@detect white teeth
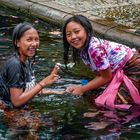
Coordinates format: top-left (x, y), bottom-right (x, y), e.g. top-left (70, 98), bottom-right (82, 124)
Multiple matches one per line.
top-left (28, 48), bottom-right (35, 51)
top-left (72, 40), bottom-right (79, 45)
top-left (29, 49), bottom-right (35, 51)
top-left (72, 39), bottom-right (79, 43)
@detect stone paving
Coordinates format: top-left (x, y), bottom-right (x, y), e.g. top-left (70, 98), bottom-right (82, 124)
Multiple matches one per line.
top-left (30, 0), bottom-right (140, 29)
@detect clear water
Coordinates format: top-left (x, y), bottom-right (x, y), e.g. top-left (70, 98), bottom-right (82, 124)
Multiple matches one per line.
top-left (1, 4), bottom-right (140, 140)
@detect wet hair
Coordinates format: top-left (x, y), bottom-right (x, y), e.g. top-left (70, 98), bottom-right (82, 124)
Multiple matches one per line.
top-left (12, 22), bottom-right (37, 53)
top-left (12, 22), bottom-right (38, 64)
top-left (62, 15), bottom-right (94, 66)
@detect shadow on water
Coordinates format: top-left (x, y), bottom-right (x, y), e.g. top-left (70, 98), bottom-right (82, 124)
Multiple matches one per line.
top-left (0, 4), bottom-right (140, 140)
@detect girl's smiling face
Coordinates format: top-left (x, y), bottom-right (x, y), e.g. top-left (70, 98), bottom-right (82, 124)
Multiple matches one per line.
top-left (66, 21), bottom-right (87, 49)
top-left (17, 28), bottom-right (39, 62)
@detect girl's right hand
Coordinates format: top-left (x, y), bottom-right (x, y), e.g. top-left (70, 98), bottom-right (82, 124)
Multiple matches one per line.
top-left (66, 85), bottom-right (84, 96)
top-left (66, 86), bottom-right (75, 93)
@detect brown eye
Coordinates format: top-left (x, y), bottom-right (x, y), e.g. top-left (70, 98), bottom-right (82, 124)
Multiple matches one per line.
top-left (75, 29), bottom-right (80, 34)
top-left (66, 33), bottom-right (71, 38)
top-left (35, 37), bottom-right (39, 42)
top-left (27, 38), bottom-right (32, 42)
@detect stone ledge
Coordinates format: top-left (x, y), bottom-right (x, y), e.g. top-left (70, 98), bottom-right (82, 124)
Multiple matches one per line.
top-left (0, 0), bottom-right (140, 48)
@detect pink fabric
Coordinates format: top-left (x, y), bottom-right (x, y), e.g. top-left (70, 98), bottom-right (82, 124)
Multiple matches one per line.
top-left (95, 49), bottom-right (140, 110)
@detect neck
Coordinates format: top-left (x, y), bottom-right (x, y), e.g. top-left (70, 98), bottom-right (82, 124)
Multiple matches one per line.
top-left (18, 54), bottom-right (28, 63)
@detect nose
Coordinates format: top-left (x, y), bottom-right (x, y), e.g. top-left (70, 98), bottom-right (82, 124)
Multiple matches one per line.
top-left (71, 32), bottom-right (76, 39)
top-left (32, 40), bottom-right (39, 47)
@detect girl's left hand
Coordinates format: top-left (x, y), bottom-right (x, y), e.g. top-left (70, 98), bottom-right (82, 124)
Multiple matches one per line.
top-left (51, 65), bottom-right (60, 74)
top-left (66, 85), bottom-right (84, 96)
top-left (40, 73), bottom-right (60, 87)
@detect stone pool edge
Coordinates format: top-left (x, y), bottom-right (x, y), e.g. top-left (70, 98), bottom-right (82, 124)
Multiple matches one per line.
top-left (0, 0), bottom-right (140, 48)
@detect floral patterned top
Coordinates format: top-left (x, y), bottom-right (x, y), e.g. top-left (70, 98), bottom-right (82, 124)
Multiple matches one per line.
top-left (81, 37), bottom-right (135, 73)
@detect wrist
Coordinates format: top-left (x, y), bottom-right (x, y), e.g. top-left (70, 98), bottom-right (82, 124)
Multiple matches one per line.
top-left (81, 85), bottom-right (88, 93)
top-left (38, 82), bottom-right (45, 89)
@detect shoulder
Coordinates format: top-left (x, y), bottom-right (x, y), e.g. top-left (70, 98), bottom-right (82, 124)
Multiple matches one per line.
top-left (89, 37), bottom-right (102, 50)
top-left (7, 54), bottom-right (20, 64)
top-left (4, 54), bottom-right (21, 70)
top-left (89, 37), bottom-right (106, 55)
top-left (89, 37), bottom-right (101, 46)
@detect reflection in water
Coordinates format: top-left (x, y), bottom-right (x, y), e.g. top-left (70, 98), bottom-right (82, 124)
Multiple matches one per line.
top-left (0, 4), bottom-right (140, 140)
top-left (4, 109), bottom-right (41, 140)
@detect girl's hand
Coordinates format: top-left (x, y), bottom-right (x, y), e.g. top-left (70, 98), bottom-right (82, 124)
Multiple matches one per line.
top-left (40, 73), bottom-right (60, 87)
top-left (40, 89), bottom-right (65, 95)
top-left (66, 85), bottom-right (84, 96)
top-left (45, 73), bottom-right (60, 85)
top-left (51, 65), bottom-right (60, 74)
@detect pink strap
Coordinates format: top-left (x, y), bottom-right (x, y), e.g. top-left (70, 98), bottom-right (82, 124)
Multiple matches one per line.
top-left (95, 70), bottom-right (140, 110)
top-left (95, 49), bottom-right (140, 110)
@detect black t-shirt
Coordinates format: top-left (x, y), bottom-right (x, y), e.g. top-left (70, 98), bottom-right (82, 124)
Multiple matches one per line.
top-left (0, 53), bottom-right (36, 107)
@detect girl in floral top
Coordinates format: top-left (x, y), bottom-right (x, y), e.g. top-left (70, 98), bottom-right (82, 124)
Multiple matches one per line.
top-left (62, 15), bottom-right (140, 110)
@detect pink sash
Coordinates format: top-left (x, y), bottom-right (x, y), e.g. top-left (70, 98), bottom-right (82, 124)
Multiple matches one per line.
top-left (95, 49), bottom-right (140, 110)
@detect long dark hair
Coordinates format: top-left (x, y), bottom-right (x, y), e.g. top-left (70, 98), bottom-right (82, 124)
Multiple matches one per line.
top-left (62, 15), bottom-right (94, 66)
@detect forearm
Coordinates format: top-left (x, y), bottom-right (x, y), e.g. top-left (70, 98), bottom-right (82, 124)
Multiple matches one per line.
top-left (81, 76), bottom-right (111, 93)
top-left (11, 83), bottom-right (43, 107)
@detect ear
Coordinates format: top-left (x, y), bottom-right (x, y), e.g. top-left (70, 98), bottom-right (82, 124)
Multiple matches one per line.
top-left (16, 40), bottom-right (20, 48)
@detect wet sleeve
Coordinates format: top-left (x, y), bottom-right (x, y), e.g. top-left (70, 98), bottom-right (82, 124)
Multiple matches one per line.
top-left (4, 60), bottom-right (25, 89)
